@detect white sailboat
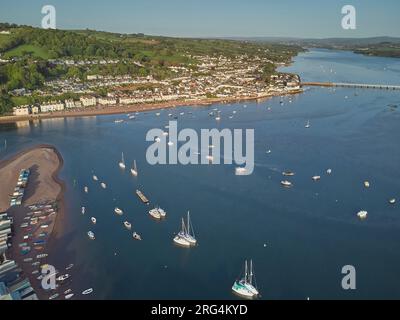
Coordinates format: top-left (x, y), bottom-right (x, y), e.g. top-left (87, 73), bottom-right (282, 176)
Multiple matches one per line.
top-left (173, 211), bottom-right (196, 247)
top-left (130, 160), bottom-right (138, 176)
top-left (305, 120), bottom-right (311, 128)
top-left (232, 260), bottom-right (259, 299)
top-left (119, 152), bottom-right (126, 169)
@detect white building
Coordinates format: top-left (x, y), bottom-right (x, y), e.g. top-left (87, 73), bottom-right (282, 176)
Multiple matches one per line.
top-left (98, 97), bottom-right (117, 106)
top-left (13, 106), bottom-right (30, 116)
top-left (40, 102), bottom-right (65, 113)
top-left (65, 99), bottom-right (75, 108)
top-left (80, 96), bottom-right (97, 107)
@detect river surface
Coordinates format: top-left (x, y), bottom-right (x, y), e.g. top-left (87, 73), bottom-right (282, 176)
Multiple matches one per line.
top-left (1, 48), bottom-right (400, 299)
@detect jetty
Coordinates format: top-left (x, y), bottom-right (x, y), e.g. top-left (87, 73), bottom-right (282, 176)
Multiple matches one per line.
top-left (301, 82), bottom-right (400, 91)
top-left (136, 190), bottom-right (149, 204)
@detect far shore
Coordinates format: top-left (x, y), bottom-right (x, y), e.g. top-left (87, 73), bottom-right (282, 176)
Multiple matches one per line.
top-left (0, 90), bottom-right (303, 124)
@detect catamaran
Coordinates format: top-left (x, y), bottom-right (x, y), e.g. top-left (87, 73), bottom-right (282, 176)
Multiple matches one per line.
top-left (119, 152), bottom-right (126, 169)
top-left (149, 207), bottom-right (167, 220)
top-left (173, 211), bottom-right (196, 247)
top-left (130, 160), bottom-right (138, 176)
top-left (232, 260), bottom-right (259, 299)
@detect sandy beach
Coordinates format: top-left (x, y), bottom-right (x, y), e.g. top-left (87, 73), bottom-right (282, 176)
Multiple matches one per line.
top-left (0, 90), bottom-right (303, 124)
top-left (0, 145), bottom-right (65, 299)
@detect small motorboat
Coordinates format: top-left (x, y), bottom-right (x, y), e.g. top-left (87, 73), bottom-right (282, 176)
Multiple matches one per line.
top-left (93, 175), bottom-right (98, 181)
top-left (389, 198), bottom-right (396, 205)
top-left (312, 176), bottom-right (321, 181)
top-left (87, 231), bottom-right (95, 240)
top-left (282, 171), bottom-right (295, 177)
top-left (114, 207), bottom-right (123, 215)
top-left (124, 221), bottom-right (132, 230)
top-left (84, 186), bottom-right (89, 193)
top-left (281, 180), bottom-right (293, 188)
top-left (65, 264), bottom-right (74, 270)
top-left (57, 274), bottom-right (70, 282)
top-left (81, 207), bottom-right (85, 215)
top-left (91, 217), bottom-right (97, 224)
top-left (65, 294), bottom-right (74, 300)
top-left (101, 182), bottom-right (107, 189)
top-left (364, 181), bottom-right (370, 188)
top-left (305, 120), bottom-right (311, 128)
top-left (326, 169), bottom-right (332, 174)
top-left (357, 211), bottom-right (368, 220)
top-left (133, 232), bottom-right (142, 241)
top-left (82, 288), bottom-right (93, 295)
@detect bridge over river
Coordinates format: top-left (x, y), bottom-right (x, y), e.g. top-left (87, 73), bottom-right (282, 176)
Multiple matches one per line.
top-left (301, 82), bottom-right (400, 90)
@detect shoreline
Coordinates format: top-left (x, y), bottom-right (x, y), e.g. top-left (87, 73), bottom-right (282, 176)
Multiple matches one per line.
top-left (0, 144), bottom-right (65, 300)
top-left (0, 90), bottom-right (303, 124)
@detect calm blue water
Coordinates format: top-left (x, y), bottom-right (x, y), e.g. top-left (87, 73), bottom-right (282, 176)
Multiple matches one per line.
top-left (1, 49), bottom-right (400, 300)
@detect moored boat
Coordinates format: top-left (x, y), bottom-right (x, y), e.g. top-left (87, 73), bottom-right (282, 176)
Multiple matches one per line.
top-left (281, 180), bottom-right (293, 188)
top-left (232, 260), bottom-right (259, 299)
top-left (82, 288), bottom-right (93, 295)
top-left (87, 231), bottom-right (95, 240)
top-left (133, 232), bottom-right (142, 241)
top-left (357, 210), bottom-right (368, 220)
top-left (91, 217), bottom-right (96, 224)
top-left (114, 207), bottom-right (123, 215)
top-left (124, 221), bottom-right (132, 230)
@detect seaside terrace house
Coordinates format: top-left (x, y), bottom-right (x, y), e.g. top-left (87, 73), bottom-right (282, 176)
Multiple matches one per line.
top-left (98, 97), bottom-right (117, 106)
top-left (80, 96), bottom-right (97, 107)
top-left (12, 105), bottom-right (30, 116)
top-left (40, 101), bottom-right (65, 113)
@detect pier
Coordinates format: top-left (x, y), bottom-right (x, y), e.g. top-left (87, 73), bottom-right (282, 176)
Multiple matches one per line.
top-left (301, 82), bottom-right (400, 90)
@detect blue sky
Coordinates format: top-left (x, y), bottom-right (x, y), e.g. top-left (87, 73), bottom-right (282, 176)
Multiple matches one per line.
top-left (1, 0), bottom-right (399, 38)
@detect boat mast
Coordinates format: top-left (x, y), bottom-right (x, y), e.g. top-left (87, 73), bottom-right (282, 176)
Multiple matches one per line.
top-left (122, 152), bottom-right (125, 164)
top-left (249, 260), bottom-right (253, 285)
top-left (181, 218), bottom-right (186, 234)
top-left (244, 260), bottom-right (248, 283)
top-left (134, 160), bottom-right (137, 171)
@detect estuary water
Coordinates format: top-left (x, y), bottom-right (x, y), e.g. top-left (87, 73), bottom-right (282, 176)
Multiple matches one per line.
top-left (1, 48), bottom-right (400, 299)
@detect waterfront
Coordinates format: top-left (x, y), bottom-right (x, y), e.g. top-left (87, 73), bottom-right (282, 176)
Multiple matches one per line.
top-left (1, 48), bottom-right (400, 299)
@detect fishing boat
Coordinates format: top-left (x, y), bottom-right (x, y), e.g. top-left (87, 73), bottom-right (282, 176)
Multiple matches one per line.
top-left (312, 176), bottom-right (321, 181)
top-left (357, 211), bottom-right (368, 220)
top-left (81, 207), bottom-right (85, 215)
top-left (282, 171), bottom-right (295, 177)
top-left (133, 232), bottom-right (142, 241)
top-left (82, 288), bottom-right (93, 295)
top-left (65, 294), bottom-right (74, 300)
top-left (119, 152), bottom-right (126, 169)
top-left (84, 186), bottom-right (89, 193)
top-left (93, 175), bottom-right (98, 181)
top-left (124, 221), bottom-right (132, 230)
top-left (136, 190), bottom-right (149, 204)
top-left (101, 182), bottom-right (107, 189)
top-left (114, 207), bottom-right (123, 215)
top-left (130, 160), bottom-right (138, 176)
top-left (281, 180), bottom-right (293, 188)
top-left (305, 120), bottom-right (311, 128)
top-left (87, 231), bottom-right (95, 240)
top-left (232, 260), bottom-right (259, 299)
top-left (91, 217), bottom-right (97, 224)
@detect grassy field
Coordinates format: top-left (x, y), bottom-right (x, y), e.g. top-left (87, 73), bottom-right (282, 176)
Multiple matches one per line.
top-left (3, 44), bottom-right (50, 59)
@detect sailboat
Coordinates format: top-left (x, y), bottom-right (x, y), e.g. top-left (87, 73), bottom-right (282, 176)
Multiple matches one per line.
top-left (232, 260), bottom-right (259, 299)
top-left (130, 160), bottom-right (138, 176)
top-left (173, 211), bottom-right (196, 247)
top-left (119, 152), bottom-right (126, 169)
top-left (305, 120), bottom-right (311, 128)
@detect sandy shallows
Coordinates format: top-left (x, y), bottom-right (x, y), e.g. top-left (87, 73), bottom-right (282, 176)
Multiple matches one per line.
top-left (0, 147), bottom-right (63, 213)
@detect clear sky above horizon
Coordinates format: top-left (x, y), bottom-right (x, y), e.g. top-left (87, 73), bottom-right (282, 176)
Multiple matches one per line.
top-left (1, 0), bottom-right (399, 38)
